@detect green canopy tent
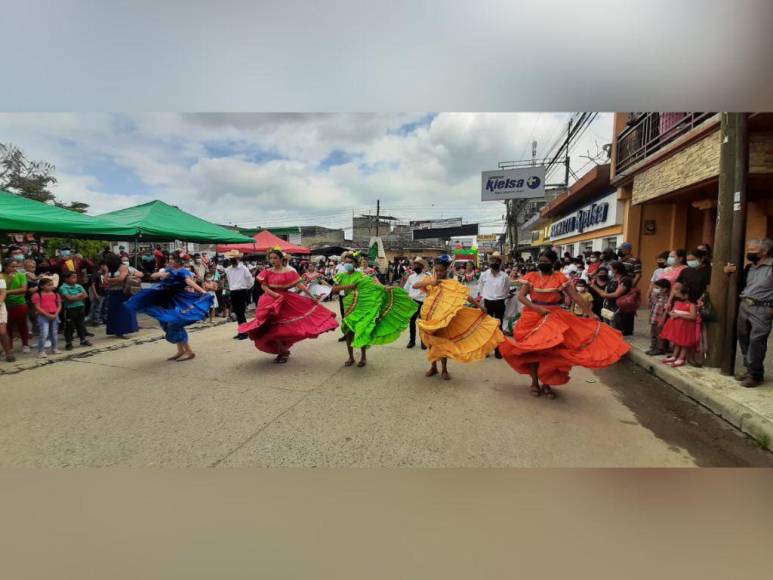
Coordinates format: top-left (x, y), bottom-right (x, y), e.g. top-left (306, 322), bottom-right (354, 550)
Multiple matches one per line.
top-left (96, 200), bottom-right (253, 243)
top-left (0, 189), bottom-right (137, 240)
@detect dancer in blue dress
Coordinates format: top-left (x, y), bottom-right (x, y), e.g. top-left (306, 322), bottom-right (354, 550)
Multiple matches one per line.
top-left (125, 251), bottom-right (212, 362)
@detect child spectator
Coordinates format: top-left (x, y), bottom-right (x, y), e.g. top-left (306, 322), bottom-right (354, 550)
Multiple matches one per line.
top-left (31, 277), bottom-right (62, 357)
top-left (572, 279), bottom-right (594, 317)
top-left (88, 262), bottom-right (108, 326)
top-left (645, 278), bottom-right (671, 356)
top-left (658, 284), bottom-right (699, 368)
top-left (203, 272), bottom-right (219, 323)
top-left (59, 271), bottom-right (92, 350)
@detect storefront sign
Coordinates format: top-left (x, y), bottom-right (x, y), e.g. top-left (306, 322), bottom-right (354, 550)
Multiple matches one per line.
top-left (549, 192), bottom-right (619, 241)
top-left (481, 166), bottom-right (546, 201)
top-left (410, 218), bottom-right (463, 230)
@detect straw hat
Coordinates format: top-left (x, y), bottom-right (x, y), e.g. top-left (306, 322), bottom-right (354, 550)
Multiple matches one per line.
top-left (224, 250), bottom-right (242, 259)
top-left (413, 256), bottom-right (428, 269)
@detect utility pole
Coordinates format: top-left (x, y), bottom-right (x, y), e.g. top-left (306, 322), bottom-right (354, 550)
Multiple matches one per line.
top-left (721, 113), bottom-right (749, 375)
top-left (375, 200), bottom-right (380, 237)
top-left (707, 113), bottom-right (743, 367)
top-left (564, 120), bottom-right (572, 186)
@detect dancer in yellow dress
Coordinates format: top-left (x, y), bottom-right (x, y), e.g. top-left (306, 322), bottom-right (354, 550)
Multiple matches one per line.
top-left (414, 255), bottom-right (505, 380)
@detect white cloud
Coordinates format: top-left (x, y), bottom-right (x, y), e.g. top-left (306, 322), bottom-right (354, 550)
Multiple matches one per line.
top-left (0, 112), bottom-right (613, 233)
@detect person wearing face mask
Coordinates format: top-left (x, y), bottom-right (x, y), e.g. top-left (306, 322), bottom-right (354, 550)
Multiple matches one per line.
top-left (331, 251), bottom-right (417, 368)
top-left (648, 251), bottom-right (670, 294)
top-left (51, 246), bottom-right (94, 287)
top-left (477, 253), bottom-right (510, 358)
top-left (411, 255), bottom-right (504, 381)
top-left (190, 253), bottom-right (207, 282)
top-left (585, 251), bottom-right (603, 280)
top-left (675, 250), bottom-right (711, 304)
top-left (1, 257), bottom-right (31, 353)
top-left (645, 278), bottom-right (672, 356)
top-left (589, 266), bottom-right (610, 317)
top-left (499, 250), bottom-right (629, 399)
top-left (404, 257), bottom-right (430, 349)
top-left (724, 238), bottom-right (773, 388)
top-left (103, 252), bottom-right (140, 339)
top-left (234, 248), bottom-right (338, 364)
top-left (224, 250), bottom-right (254, 339)
top-left (658, 249), bottom-right (688, 285)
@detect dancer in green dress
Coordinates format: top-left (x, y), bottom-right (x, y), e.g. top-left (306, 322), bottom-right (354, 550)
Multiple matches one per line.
top-left (331, 251), bottom-right (417, 367)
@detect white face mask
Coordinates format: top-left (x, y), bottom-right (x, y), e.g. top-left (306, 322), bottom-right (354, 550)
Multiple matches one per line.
top-left (653, 288), bottom-right (661, 295)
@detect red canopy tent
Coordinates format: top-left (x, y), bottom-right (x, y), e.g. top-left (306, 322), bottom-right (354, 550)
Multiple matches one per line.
top-left (216, 229), bottom-right (311, 255)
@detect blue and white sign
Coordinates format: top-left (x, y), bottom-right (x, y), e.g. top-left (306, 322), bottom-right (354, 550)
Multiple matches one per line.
top-left (481, 166), bottom-right (546, 201)
top-left (549, 191), bottom-right (619, 241)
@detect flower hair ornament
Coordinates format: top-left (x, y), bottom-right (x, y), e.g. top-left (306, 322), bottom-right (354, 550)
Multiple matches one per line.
top-left (351, 250), bottom-right (361, 259)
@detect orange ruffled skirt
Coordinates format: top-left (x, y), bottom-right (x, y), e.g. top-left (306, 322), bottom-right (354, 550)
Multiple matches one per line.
top-left (418, 280), bottom-right (504, 363)
top-left (500, 306), bottom-right (630, 386)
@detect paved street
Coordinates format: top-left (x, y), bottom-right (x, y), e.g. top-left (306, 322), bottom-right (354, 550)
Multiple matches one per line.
top-left (1, 305), bottom-right (772, 468)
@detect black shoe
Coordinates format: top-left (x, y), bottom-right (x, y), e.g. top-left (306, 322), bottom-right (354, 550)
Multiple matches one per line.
top-left (233, 334), bottom-right (242, 340)
top-left (80, 340), bottom-right (93, 347)
top-left (645, 348), bottom-right (664, 356)
top-left (406, 341), bottom-right (416, 349)
top-left (495, 349), bottom-right (503, 359)
top-left (421, 344), bottom-right (427, 350)
top-left (338, 336), bottom-right (347, 342)
top-left (237, 333), bottom-right (248, 340)
top-left (65, 343), bottom-right (73, 351)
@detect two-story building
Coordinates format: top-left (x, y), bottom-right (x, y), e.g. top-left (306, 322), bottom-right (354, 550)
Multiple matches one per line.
top-left (610, 112), bottom-right (773, 285)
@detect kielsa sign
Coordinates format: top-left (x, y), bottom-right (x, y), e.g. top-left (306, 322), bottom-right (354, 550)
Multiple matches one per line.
top-left (410, 218), bottom-right (463, 230)
top-left (549, 191), bottom-right (618, 241)
top-left (481, 166), bottom-right (546, 201)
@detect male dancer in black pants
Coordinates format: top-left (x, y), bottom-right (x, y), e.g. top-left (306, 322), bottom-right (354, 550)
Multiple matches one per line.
top-left (477, 253), bottom-right (510, 358)
top-left (224, 251), bottom-right (254, 339)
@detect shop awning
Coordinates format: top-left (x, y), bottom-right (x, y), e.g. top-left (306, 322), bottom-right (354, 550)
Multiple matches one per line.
top-left (217, 229), bottom-right (311, 255)
top-left (97, 200), bottom-right (254, 243)
top-left (0, 189), bottom-right (137, 239)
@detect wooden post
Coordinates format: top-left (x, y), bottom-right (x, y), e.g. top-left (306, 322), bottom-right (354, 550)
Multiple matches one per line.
top-left (706, 113), bottom-right (735, 368)
top-left (721, 113), bottom-right (749, 375)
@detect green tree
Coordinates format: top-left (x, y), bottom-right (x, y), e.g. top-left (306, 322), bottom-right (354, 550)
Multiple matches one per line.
top-left (0, 142), bottom-right (89, 212)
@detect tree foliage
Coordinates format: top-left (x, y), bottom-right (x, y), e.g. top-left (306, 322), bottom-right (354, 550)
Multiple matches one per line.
top-left (0, 142), bottom-right (89, 213)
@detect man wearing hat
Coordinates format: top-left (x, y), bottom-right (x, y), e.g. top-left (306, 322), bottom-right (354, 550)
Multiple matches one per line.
top-left (224, 250), bottom-right (254, 339)
top-left (50, 246), bottom-right (94, 286)
top-left (403, 257), bottom-right (431, 349)
top-left (618, 242), bottom-right (642, 288)
top-left (477, 252), bottom-right (510, 358)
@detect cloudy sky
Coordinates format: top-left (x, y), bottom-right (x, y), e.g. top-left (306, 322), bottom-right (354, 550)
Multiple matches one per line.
top-left (0, 113), bottom-right (612, 236)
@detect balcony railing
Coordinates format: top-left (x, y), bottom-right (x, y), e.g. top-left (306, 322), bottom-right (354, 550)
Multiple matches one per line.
top-left (615, 112), bottom-right (714, 173)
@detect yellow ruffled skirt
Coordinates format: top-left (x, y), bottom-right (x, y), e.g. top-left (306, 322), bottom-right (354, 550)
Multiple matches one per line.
top-left (418, 280), bottom-right (504, 363)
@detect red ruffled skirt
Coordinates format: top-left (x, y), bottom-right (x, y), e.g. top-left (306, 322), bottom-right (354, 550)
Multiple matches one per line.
top-left (500, 306), bottom-right (630, 386)
top-left (659, 316), bottom-right (701, 348)
top-left (239, 292), bottom-right (339, 354)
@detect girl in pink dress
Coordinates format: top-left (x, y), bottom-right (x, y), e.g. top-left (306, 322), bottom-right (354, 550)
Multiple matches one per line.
top-left (239, 249), bottom-right (339, 363)
top-left (658, 286), bottom-right (700, 368)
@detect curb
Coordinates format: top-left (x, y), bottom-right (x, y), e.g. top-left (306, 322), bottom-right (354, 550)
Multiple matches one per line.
top-left (0, 318), bottom-right (230, 376)
top-left (627, 346), bottom-right (773, 452)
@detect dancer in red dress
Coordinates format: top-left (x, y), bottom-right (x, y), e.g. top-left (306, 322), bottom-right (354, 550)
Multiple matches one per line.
top-left (500, 250), bottom-right (630, 399)
top-left (239, 248), bottom-right (339, 363)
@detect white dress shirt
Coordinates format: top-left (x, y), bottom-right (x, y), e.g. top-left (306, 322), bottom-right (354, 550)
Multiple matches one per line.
top-left (225, 263), bottom-right (254, 291)
top-left (478, 269), bottom-right (511, 301)
top-left (404, 272), bottom-right (429, 302)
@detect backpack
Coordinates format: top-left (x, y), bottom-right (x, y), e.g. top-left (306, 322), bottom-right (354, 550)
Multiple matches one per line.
top-left (616, 287), bottom-right (641, 313)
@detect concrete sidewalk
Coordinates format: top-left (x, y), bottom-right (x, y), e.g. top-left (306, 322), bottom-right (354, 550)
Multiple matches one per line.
top-left (626, 311), bottom-right (773, 452)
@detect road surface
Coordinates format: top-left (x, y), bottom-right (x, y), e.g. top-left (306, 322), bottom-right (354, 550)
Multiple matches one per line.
top-left (1, 309), bottom-right (771, 467)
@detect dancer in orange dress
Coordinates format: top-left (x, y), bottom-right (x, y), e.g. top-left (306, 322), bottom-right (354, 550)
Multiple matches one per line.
top-left (500, 250), bottom-right (630, 399)
top-left (239, 248), bottom-right (339, 363)
top-left (414, 255), bottom-right (504, 380)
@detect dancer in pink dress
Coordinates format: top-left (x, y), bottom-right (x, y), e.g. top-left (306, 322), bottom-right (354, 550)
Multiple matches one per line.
top-left (239, 248), bottom-right (339, 363)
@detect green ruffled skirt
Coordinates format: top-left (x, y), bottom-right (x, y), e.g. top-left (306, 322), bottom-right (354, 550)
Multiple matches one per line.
top-left (370, 286), bottom-right (418, 346)
top-left (341, 284), bottom-right (417, 348)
